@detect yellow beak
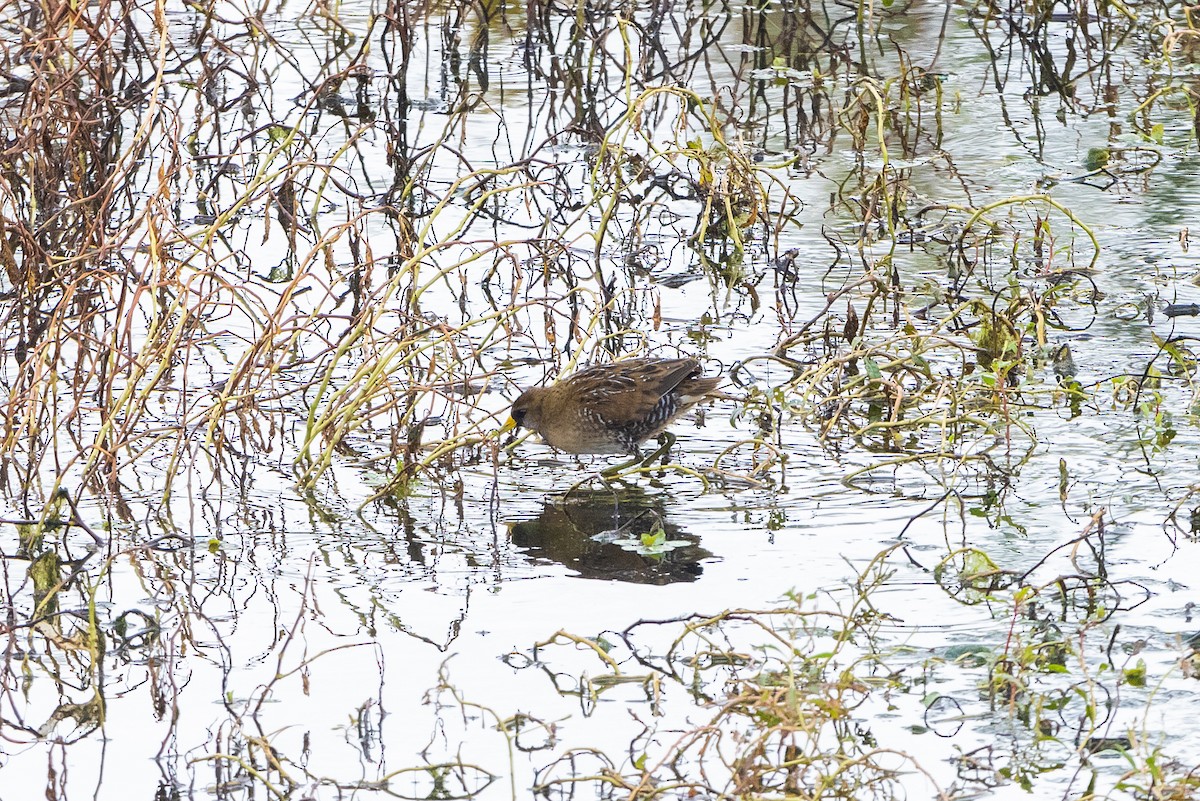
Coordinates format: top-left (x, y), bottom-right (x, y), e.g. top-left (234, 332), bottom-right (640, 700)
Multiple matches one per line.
top-left (500, 416), bottom-right (518, 434)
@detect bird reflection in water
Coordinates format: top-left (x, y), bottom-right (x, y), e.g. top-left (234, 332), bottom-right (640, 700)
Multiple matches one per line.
top-left (508, 491), bottom-right (713, 585)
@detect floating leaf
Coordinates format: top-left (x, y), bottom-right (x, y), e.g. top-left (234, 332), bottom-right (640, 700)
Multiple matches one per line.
top-left (1124, 659), bottom-right (1147, 687)
top-left (1084, 147), bottom-right (1109, 171)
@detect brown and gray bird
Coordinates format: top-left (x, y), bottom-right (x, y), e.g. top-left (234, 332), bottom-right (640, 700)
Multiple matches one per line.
top-left (504, 357), bottom-right (720, 468)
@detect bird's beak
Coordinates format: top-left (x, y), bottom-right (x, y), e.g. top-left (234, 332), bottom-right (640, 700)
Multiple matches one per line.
top-left (500, 416), bottom-right (518, 434)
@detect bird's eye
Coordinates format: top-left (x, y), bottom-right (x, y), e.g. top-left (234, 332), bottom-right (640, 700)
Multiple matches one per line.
top-left (511, 408), bottom-right (526, 426)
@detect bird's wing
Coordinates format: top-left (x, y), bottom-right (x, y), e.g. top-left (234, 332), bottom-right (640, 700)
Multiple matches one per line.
top-left (579, 359), bottom-right (698, 426)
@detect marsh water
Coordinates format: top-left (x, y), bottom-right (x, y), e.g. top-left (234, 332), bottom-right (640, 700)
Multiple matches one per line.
top-left (3, 0), bottom-right (1200, 799)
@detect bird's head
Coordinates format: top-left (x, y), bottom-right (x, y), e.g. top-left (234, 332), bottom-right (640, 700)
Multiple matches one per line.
top-left (502, 387), bottom-right (547, 435)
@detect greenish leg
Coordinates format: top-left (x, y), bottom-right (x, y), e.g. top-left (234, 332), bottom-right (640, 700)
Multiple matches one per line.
top-left (599, 433), bottom-right (676, 477)
top-left (600, 450), bottom-right (644, 477)
top-left (642, 431), bottom-right (676, 467)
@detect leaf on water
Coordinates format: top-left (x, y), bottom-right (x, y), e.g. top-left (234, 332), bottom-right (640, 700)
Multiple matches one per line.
top-left (1084, 147), bottom-right (1109, 171)
top-left (961, 549), bottom-right (998, 580)
top-left (943, 644), bottom-right (992, 666)
top-left (31, 550), bottom-right (63, 617)
top-left (1124, 658), bottom-right (1147, 687)
top-left (641, 527), bottom-right (667, 548)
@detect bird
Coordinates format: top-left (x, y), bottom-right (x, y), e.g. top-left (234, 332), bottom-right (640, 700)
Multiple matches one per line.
top-left (503, 357), bottom-right (720, 474)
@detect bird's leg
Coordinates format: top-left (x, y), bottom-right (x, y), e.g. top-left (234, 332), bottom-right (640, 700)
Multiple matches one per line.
top-left (600, 448), bottom-right (645, 477)
top-left (600, 432), bottom-right (676, 477)
top-left (641, 431), bottom-right (676, 467)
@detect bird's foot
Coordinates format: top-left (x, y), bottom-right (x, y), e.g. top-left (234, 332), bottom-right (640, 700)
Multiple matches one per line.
top-left (642, 432), bottom-right (676, 468)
